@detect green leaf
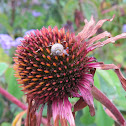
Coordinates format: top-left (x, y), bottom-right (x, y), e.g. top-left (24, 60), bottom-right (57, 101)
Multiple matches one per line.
top-left (1, 122), bottom-right (11, 126)
top-left (0, 62), bottom-right (9, 76)
top-left (42, 104), bottom-right (47, 116)
top-left (80, 106), bottom-right (95, 125)
top-left (96, 69), bottom-right (115, 87)
top-left (75, 110), bottom-right (85, 126)
top-left (0, 13), bottom-right (13, 34)
top-left (5, 67), bottom-right (23, 99)
top-left (0, 48), bottom-right (12, 63)
top-left (0, 95), bottom-right (4, 118)
top-left (113, 97), bottom-right (126, 110)
top-left (63, 0), bottom-right (78, 21)
top-left (94, 72), bottom-right (101, 89)
top-left (81, 1), bottom-right (98, 21)
top-left (95, 102), bottom-right (114, 126)
top-left (96, 69), bottom-right (122, 95)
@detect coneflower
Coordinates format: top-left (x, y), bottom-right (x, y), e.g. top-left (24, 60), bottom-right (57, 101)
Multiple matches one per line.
top-left (14, 16), bottom-right (126, 126)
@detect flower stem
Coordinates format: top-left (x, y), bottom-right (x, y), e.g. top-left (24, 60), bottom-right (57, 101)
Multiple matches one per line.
top-left (10, 0), bottom-right (16, 26)
top-left (0, 87), bottom-right (27, 110)
top-left (0, 87), bottom-right (48, 125)
top-left (91, 86), bottom-right (125, 126)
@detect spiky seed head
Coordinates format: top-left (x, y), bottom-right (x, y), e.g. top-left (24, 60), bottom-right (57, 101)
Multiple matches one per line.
top-left (14, 26), bottom-right (89, 104)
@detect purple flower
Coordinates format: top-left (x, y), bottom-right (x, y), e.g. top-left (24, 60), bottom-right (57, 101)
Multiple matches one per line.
top-left (24, 29), bottom-right (36, 37)
top-left (32, 10), bottom-right (41, 17)
top-left (23, 0), bottom-right (27, 3)
top-left (122, 24), bottom-right (126, 33)
top-left (0, 34), bottom-right (23, 54)
top-left (43, 4), bottom-right (49, 10)
top-left (11, 37), bottom-right (24, 47)
top-left (0, 34), bottom-right (13, 49)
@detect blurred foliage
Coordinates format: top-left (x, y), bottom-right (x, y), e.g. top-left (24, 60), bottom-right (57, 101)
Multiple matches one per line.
top-left (0, 0), bottom-right (126, 126)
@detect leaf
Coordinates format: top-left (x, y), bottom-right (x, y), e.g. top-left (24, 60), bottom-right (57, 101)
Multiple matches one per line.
top-left (81, 1), bottom-right (98, 21)
top-left (80, 106), bottom-right (95, 125)
top-left (95, 102), bottom-right (114, 126)
top-left (0, 48), bottom-right (12, 63)
top-left (12, 110), bottom-right (27, 126)
top-left (94, 72), bottom-right (101, 89)
top-left (113, 44), bottom-right (126, 68)
top-left (0, 62), bottom-right (9, 76)
top-left (5, 67), bottom-right (23, 99)
top-left (63, 0), bottom-right (78, 20)
top-left (96, 70), bottom-right (118, 89)
top-left (1, 122), bottom-right (11, 126)
top-left (0, 95), bottom-right (4, 118)
top-left (0, 13), bottom-right (13, 34)
top-left (75, 110), bottom-right (85, 126)
top-left (113, 97), bottom-right (126, 110)
top-left (42, 104), bottom-right (47, 116)
top-left (96, 69), bottom-right (123, 95)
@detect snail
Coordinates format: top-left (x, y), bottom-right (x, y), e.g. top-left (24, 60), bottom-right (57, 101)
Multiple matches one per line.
top-left (50, 43), bottom-right (69, 56)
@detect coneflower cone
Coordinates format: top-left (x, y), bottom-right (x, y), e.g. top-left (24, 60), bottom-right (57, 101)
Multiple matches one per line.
top-left (14, 16), bottom-right (126, 126)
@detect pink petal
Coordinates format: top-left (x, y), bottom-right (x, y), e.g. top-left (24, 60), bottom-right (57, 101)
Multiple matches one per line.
top-left (87, 57), bottom-right (97, 62)
top-left (88, 62), bottom-right (126, 91)
top-left (78, 84), bottom-right (95, 116)
top-left (52, 98), bottom-right (75, 126)
top-left (37, 104), bottom-right (44, 126)
top-left (81, 73), bottom-right (94, 84)
top-left (71, 90), bottom-right (81, 97)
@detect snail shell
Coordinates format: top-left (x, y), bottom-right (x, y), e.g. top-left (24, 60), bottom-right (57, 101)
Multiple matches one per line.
top-left (51, 43), bottom-right (69, 56)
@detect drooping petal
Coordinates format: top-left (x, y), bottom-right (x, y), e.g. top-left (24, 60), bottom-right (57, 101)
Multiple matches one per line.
top-left (91, 86), bottom-right (125, 125)
top-left (71, 90), bottom-right (81, 97)
top-left (63, 98), bottom-right (75, 126)
top-left (86, 15), bottom-right (114, 39)
top-left (78, 84), bottom-right (95, 116)
top-left (47, 102), bottom-right (52, 126)
top-left (114, 69), bottom-right (126, 91)
top-left (52, 98), bottom-right (75, 126)
top-left (77, 15), bottom-right (114, 41)
top-left (87, 57), bottom-right (97, 62)
top-left (77, 16), bottom-right (95, 41)
top-left (73, 97), bottom-right (87, 114)
top-left (60, 118), bottom-right (68, 126)
top-left (52, 100), bottom-right (59, 126)
top-left (37, 104), bottom-right (44, 126)
top-left (88, 62), bottom-right (126, 91)
top-left (81, 73), bottom-right (94, 85)
top-left (103, 106), bottom-right (117, 122)
top-left (87, 33), bottom-right (126, 52)
top-left (87, 31), bottom-right (111, 46)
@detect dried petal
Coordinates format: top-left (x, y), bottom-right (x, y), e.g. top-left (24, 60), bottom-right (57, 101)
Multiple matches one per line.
top-left (91, 86), bottom-right (125, 125)
top-left (88, 62), bottom-right (126, 91)
top-left (77, 15), bottom-right (115, 41)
